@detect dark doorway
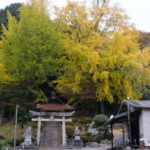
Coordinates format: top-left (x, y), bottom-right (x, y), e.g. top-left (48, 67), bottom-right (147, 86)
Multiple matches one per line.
top-left (130, 112), bottom-right (140, 148)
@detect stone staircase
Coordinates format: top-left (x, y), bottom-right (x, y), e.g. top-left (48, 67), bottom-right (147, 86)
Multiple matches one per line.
top-left (40, 122), bottom-right (61, 147)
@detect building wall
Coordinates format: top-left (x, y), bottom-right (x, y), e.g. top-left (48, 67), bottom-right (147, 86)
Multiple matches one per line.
top-left (139, 109), bottom-right (150, 141)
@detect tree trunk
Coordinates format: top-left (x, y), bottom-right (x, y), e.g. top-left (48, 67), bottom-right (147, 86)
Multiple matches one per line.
top-left (100, 101), bottom-right (105, 114)
top-left (0, 107), bottom-right (4, 125)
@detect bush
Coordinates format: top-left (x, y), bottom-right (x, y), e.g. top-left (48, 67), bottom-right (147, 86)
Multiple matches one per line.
top-left (7, 137), bottom-right (24, 146)
top-left (72, 117), bottom-right (79, 123)
top-left (85, 123), bottom-right (91, 130)
top-left (26, 122), bottom-right (37, 128)
top-left (95, 135), bottom-right (102, 143)
top-left (66, 121), bottom-right (74, 126)
top-left (78, 116), bottom-right (85, 124)
top-left (0, 139), bottom-right (11, 149)
top-left (81, 134), bottom-right (88, 145)
top-left (98, 126), bottom-right (105, 131)
top-left (66, 125), bottom-right (75, 138)
top-left (104, 132), bottom-right (113, 140)
top-left (93, 114), bottom-right (108, 127)
top-left (82, 117), bottom-right (92, 124)
top-left (99, 130), bottom-right (105, 138)
top-left (88, 135), bottom-right (97, 142)
top-left (18, 107), bottom-right (32, 128)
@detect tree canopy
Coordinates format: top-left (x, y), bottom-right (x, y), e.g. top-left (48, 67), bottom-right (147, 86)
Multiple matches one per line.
top-left (0, 0), bottom-right (64, 89)
top-left (53, 0), bottom-right (150, 103)
top-left (1, 0), bottom-right (150, 105)
top-left (0, 0), bottom-right (66, 103)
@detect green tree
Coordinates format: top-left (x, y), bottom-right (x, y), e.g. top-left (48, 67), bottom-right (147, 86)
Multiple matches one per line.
top-left (0, 3), bottom-right (21, 35)
top-left (53, 0), bottom-right (150, 104)
top-left (0, 0), bottom-right (64, 96)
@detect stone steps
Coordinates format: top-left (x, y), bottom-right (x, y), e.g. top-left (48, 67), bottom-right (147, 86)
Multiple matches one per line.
top-left (41, 122), bottom-right (61, 147)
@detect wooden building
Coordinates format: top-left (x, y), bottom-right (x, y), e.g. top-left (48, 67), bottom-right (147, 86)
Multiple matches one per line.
top-left (105, 100), bottom-right (150, 149)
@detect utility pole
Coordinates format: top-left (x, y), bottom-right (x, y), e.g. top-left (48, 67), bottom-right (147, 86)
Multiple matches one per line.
top-left (14, 105), bottom-right (19, 150)
top-left (127, 99), bottom-right (132, 147)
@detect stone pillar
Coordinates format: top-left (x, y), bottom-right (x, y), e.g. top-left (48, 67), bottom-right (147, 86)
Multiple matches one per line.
top-left (37, 116), bottom-right (41, 146)
top-left (62, 116), bottom-right (66, 146)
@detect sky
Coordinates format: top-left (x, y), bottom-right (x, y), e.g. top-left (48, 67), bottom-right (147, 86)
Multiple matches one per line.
top-left (0, 0), bottom-right (150, 32)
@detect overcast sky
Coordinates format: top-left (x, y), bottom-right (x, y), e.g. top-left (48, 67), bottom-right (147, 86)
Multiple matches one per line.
top-left (0, 0), bottom-right (150, 32)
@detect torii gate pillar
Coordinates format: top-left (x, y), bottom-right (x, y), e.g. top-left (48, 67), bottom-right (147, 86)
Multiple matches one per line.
top-left (62, 116), bottom-right (66, 146)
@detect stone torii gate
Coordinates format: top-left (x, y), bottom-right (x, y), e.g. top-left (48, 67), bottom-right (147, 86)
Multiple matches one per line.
top-left (29, 110), bottom-right (75, 146)
top-left (29, 92), bottom-right (75, 147)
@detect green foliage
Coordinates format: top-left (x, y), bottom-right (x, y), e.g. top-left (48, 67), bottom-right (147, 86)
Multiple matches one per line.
top-left (93, 114), bottom-right (108, 126)
top-left (82, 117), bottom-right (93, 125)
top-left (7, 138), bottom-right (24, 146)
top-left (18, 107), bottom-right (32, 128)
top-left (85, 123), bottom-right (91, 130)
top-left (53, 0), bottom-right (150, 103)
top-left (66, 125), bottom-right (75, 138)
top-left (66, 121), bottom-right (74, 126)
top-left (0, 0), bottom-right (64, 94)
top-left (91, 114), bottom-right (111, 140)
top-left (26, 121), bottom-right (37, 129)
top-left (104, 132), bottom-right (113, 140)
top-left (72, 117), bottom-right (79, 123)
top-left (1, 0), bottom-right (150, 106)
top-left (0, 139), bottom-right (11, 149)
top-left (80, 134), bottom-right (88, 145)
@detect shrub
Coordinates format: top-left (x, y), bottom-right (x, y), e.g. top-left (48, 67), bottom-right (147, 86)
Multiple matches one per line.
top-left (93, 114), bottom-right (108, 127)
top-left (85, 123), bottom-right (91, 130)
top-left (78, 117), bottom-right (85, 124)
top-left (104, 132), bottom-right (113, 140)
top-left (99, 130), bottom-right (105, 138)
top-left (80, 134), bottom-right (88, 146)
top-left (88, 135), bottom-right (96, 142)
top-left (7, 137), bottom-right (24, 146)
top-left (0, 139), bottom-right (11, 149)
top-left (72, 117), bottom-right (79, 123)
top-left (66, 122), bottom-right (74, 126)
top-left (95, 135), bottom-right (102, 143)
top-left (26, 122), bottom-right (37, 128)
top-left (66, 125), bottom-right (74, 138)
top-left (18, 108), bottom-right (32, 128)
top-left (98, 126), bottom-right (105, 131)
top-left (74, 122), bottom-right (82, 131)
top-left (82, 117), bottom-right (92, 124)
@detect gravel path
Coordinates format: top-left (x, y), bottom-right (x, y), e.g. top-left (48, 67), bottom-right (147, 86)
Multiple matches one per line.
top-left (39, 144), bottom-right (111, 150)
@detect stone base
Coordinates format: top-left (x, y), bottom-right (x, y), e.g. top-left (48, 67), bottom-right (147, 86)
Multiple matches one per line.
top-left (72, 139), bottom-right (84, 149)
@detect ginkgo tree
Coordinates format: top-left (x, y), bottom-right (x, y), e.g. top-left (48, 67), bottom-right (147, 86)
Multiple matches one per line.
top-left (53, 0), bottom-right (150, 104)
top-left (1, 0), bottom-right (150, 108)
top-left (0, 0), bottom-right (65, 93)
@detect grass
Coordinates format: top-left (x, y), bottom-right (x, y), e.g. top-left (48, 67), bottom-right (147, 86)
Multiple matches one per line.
top-left (0, 120), bottom-right (23, 140)
top-left (0, 120), bottom-right (24, 149)
top-left (0, 120), bottom-right (37, 149)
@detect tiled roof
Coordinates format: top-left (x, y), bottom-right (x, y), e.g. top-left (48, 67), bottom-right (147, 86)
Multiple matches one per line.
top-left (105, 100), bottom-right (150, 125)
top-left (36, 91), bottom-right (74, 112)
top-left (36, 103), bottom-right (74, 112)
top-left (122, 100), bottom-right (150, 109)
